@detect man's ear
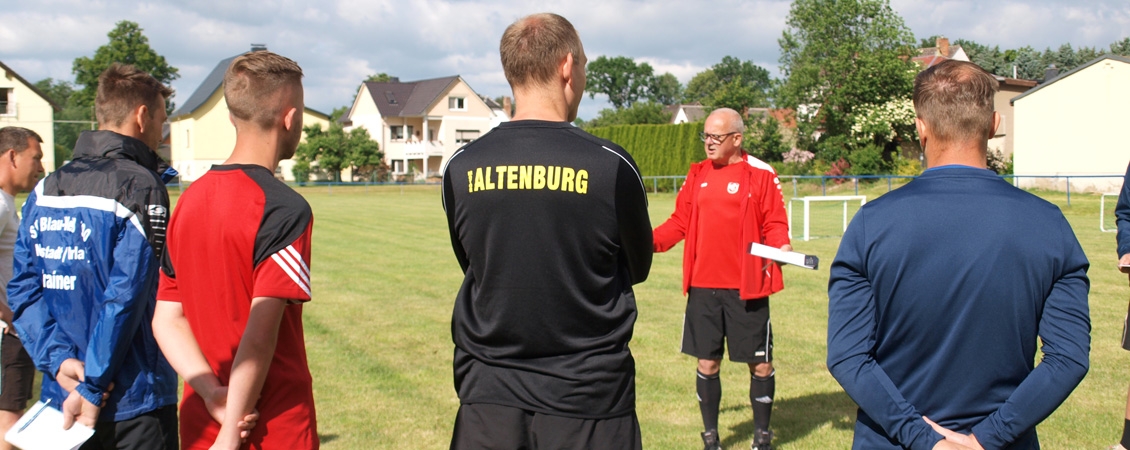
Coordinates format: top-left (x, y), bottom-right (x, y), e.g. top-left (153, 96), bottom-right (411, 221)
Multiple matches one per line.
top-left (989, 111), bottom-right (1001, 138)
top-left (914, 117), bottom-right (927, 143)
top-left (561, 52), bottom-right (575, 86)
top-left (283, 107), bottom-right (299, 132)
top-left (135, 104), bottom-right (150, 133)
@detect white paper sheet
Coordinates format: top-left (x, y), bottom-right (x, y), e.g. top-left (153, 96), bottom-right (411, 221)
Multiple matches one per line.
top-left (4, 400), bottom-right (94, 450)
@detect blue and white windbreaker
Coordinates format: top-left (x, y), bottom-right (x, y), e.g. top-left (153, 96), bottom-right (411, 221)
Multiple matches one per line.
top-left (8, 130), bottom-right (178, 422)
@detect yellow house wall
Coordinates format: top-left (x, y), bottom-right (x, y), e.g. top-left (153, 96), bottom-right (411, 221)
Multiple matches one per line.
top-left (0, 67), bottom-right (57, 172)
top-left (1013, 58), bottom-right (1130, 192)
top-left (169, 88), bottom-right (330, 182)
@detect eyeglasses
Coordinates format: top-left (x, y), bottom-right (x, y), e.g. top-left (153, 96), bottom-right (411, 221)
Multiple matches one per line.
top-left (699, 132), bottom-right (739, 143)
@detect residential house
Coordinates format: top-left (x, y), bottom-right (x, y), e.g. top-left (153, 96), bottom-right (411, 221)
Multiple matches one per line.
top-left (0, 60), bottom-right (59, 171)
top-left (913, 37), bottom-right (970, 68)
top-left (168, 45), bottom-right (330, 182)
top-left (342, 76), bottom-right (505, 180)
top-left (664, 103), bottom-right (706, 124)
top-left (1011, 54), bottom-right (1130, 192)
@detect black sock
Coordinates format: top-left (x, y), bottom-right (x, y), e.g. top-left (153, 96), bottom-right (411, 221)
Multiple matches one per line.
top-left (750, 371), bottom-right (775, 431)
top-left (1121, 418), bottom-right (1130, 447)
top-left (697, 370), bottom-right (721, 432)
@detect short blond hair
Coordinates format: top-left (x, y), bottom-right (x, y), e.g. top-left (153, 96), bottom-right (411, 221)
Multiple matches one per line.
top-left (499, 13), bottom-right (583, 89)
top-left (95, 63), bottom-right (173, 127)
top-left (223, 51), bottom-right (304, 130)
top-left (913, 60), bottom-right (999, 143)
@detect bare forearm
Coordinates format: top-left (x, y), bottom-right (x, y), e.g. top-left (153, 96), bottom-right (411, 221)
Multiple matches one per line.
top-left (153, 301), bottom-right (220, 398)
top-left (214, 297), bottom-right (286, 448)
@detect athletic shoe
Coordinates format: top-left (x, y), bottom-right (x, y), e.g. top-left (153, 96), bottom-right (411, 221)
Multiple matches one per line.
top-left (701, 429), bottom-right (723, 450)
top-left (751, 429), bottom-right (773, 450)
top-left (1109, 445), bottom-right (1128, 450)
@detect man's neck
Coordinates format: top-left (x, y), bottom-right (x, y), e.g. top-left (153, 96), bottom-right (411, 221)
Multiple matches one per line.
top-left (924, 141), bottom-right (987, 169)
top-left (510, 87), bottom-right (569, 122)
top-left (225, 131), bottom-right (282, 172)
top-left (0, 180), bottom-right (16, 198)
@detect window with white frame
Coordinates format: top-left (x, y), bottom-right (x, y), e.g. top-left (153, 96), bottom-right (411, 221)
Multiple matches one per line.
top-left (390, 125), bottom-right (414, 141)
top-left (0, 89), bottom-right (11, 116)
top-left (448, 96), bottom-right (466, 111)
top-left (455, 129), bottom-right (480, 144)
top-left (392, 160), bottom-right (404, 173)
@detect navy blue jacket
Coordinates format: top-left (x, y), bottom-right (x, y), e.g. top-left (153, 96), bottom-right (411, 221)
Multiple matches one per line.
top-left (828, 167), bottom-right (1090, 449)
top-left (9, 130), bottom-right (178, 422)
top-left (1117, 162), bottom-right (1130, 257)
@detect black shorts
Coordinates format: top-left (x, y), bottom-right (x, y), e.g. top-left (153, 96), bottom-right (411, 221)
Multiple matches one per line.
top-left (449, 403), bottom-right (642, 450)
top-left (682, 288), bottom-right (772, 363)
top-left (0, 333), bottom-right (35, 412)
top-left (80, 404), bottom-right (178, 450)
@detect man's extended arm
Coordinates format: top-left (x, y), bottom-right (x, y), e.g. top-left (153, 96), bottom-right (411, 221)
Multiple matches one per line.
top-left (653, 167), bottom-right (695, 252)
top-left (827, 212), bottom-right (945, 450)
top-left (211, 296), bottom-right (287, 450)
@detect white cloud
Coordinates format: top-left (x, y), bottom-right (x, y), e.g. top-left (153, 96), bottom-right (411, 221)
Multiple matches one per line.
top-left (2, 0), bottom-right (1127, 120)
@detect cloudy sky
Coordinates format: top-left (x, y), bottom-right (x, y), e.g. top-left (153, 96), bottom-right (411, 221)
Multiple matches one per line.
top-left (2, 0), bottom-right (1128, 120)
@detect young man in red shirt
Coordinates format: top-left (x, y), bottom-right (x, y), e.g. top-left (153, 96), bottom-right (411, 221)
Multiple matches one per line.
top-left (654, 108), bottom-right (791, 450)
top-left (153, 50), bottom-right (317, 450)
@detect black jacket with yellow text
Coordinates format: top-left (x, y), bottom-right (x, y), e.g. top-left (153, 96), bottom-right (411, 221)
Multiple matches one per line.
top-left (441, 120), bottom-right (652, 418)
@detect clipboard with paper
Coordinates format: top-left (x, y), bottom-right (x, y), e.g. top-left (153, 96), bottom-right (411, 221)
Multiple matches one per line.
top-left (4, 400), bottom-right (94, 450)
top-left (748, 242), bottom-right (819, 270)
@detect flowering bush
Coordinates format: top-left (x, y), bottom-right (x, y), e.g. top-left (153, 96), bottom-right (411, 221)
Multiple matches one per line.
top-left (824, 158), bottom-right (851, 182)
top-left (850, 97), bottom-right (916, 145)
top-left (783, 148), bottom-right (815, 164)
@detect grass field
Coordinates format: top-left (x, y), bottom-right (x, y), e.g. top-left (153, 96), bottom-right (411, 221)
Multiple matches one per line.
top-left (182, 181), bottom-right (1125, 448)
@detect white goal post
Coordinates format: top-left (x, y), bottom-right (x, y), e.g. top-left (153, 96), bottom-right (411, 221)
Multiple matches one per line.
top-left (1101, 193), bottom-right (1119, 233)
top-left (788, 195), bottom-right (867, 241)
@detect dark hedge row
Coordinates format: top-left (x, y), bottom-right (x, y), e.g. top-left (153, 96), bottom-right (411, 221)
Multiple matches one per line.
top-left (587, 122), bottom-right (705, 177)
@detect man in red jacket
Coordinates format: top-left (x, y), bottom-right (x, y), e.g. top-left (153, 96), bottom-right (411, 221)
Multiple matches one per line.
top-left (654, 107), bottom-right (791, 450)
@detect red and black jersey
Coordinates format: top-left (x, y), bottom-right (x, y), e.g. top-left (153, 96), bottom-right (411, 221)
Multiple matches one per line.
top-left (158, 164), bottom-right (317, 450)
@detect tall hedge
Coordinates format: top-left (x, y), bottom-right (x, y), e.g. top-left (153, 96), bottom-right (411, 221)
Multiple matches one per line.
top-left (588, 122), bottom-right (704, 177)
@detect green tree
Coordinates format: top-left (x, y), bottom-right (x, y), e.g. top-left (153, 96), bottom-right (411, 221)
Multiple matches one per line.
top-left (952, 39), bottom-right (1011, 76)
top-left (33, 78), bottom-right (94, 167)
top-left (585, 56), bottom-right (655, 109)
top-left (72, 21), bottom-right (179, 113)
top-left (650, 73), bottom-right (683, 105)
top-left (746, 115), bottom-right (790, 162)
top-left (366, 73), bottom-right (395, 82)
top-left (294, 123), bottom-right (382, 182)
top-left (1112, 37), bottom-right (1130, 56)
top-left (580, 102), bottom-right (671, 128)
top-left (778, 0), bottom-right (918, 155)
top-left (708, 56), bottom-right (773, 112)
top-left (682, 57), bottom-right (773, 112)
top-left (683, 69), bottom-right (720, 104)
top-left (1010, 46), bottom-right (1046, 80)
